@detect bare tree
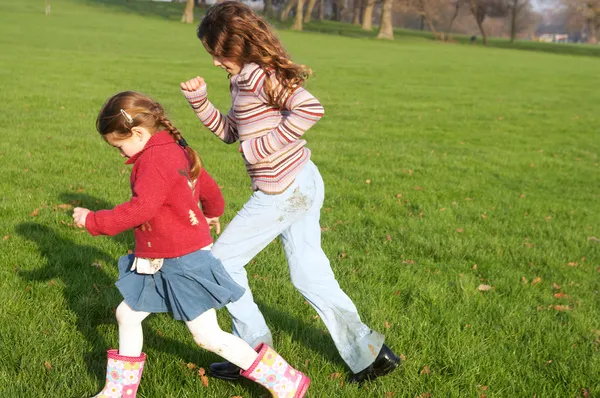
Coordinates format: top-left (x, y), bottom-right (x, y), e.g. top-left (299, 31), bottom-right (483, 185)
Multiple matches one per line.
top-left (410, 0), bottom-right (443, 37)
top-left (292, 0), bottom-right (306, 29)
top-left (446, 0), bottom-right (461, 39)
top-left (564, 0), bottom-right (600, 43)
top-left (264, 0), bottom-right (274, 17)
top-left (509, 0), bottom-right (532, 41)
top-left (467, 0), bottom-right (507, 44)
top-left (281, 0), bottom-right (298, 21)
top-left (319, 0), bottom-right (326, 20)
top-left (181, 0), bottom-right (195, 23)
top-left (353, 0), bottom-right (363, 24)
top-left (362, 0), bottom-right (376, 30)
top-left (378, 0), bottom-right (395, 38)
top-left (304, 0), bottom-right (319, 22)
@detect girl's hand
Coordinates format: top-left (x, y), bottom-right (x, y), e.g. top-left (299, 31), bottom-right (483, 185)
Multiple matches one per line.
top-left (73, 207), bottom-right (91, 228)
top-left (205, 216), bottom-right (221, 235)
top-left (180, 76), bottom-right (206, 92)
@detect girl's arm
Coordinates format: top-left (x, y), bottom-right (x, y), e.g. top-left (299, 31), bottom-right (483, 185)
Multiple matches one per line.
top-left (84, 161), bottom-right (170, 236)
top-left (239, 68), bottom-right (325, 165)
top-left (181, 77), bottom-right (239, 144)
top-left (195, 168), bottom-right (225, 219)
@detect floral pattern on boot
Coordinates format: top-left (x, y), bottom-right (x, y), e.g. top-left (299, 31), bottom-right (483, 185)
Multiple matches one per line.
top-left (94, 349), bottom-right (146, 398)
top-left (241, 343), bottom-right (310, 398)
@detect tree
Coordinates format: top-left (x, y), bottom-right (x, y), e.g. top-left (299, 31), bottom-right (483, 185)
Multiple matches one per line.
top-left (319, 0), bottom-right (326, 20)
top-left (564, 0), bottom-right (600, 43)
top-left (467, 0), bottom-right (507, 44)
top-left (445, 0), bottom-right (461, 39)
top-left (280, 0), bottom-right (298, 21)
top-left (353, 0), bottom-right (363, 24)
top-left (362, 0), bottom-right (376, 30)
top-left (377, 0), bottom-right (395, 38)
top-left (409, 0), bottom-right (443, 38)
top-left (292, 0), bottom-right (306, 29)
top-left (181, 0), bottom-right (194, 24)
top-left (304, 0), bottom-right (319, 22)
top-left (508, 0), bottom-right (533, 41)
top-left (264, 0), bottom-right (274, 17)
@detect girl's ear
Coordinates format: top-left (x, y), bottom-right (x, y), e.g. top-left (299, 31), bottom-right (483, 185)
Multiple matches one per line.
top-left (130, 126), bottom-right (148, 140)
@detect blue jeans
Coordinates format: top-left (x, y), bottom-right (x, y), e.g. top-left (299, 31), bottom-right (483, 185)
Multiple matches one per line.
top-left (212, 161), bottom-right (385, 373)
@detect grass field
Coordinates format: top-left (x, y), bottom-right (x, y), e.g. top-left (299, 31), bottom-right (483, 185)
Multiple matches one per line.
top-left (1, 0), bottom-right (600, 397)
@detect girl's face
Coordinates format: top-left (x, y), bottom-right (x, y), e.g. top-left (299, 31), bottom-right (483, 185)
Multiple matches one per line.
top-left (105, 127), bottom-right (152, 159)
top-left (212, 55), bottom-right (242, 75)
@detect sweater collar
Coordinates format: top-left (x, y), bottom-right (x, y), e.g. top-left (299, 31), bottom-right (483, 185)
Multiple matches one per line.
top-left (125, 130), bottom-right (174, 165)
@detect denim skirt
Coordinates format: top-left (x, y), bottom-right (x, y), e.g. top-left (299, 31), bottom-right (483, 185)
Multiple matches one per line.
top-left (115, 249), bottom-right (245, 321)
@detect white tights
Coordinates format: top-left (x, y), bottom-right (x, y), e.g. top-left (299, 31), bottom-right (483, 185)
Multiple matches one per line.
top-left (115, 301), bottom-right (258, 370)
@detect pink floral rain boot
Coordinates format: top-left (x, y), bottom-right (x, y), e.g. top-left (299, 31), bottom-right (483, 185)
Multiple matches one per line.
top-left (241, 343), bottom-right (310, 398)
top-left (93, 349), bottom-right (146, 398)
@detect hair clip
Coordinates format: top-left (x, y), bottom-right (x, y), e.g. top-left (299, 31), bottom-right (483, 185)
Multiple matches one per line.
top-left (178, 138), bottom-right (189, 148)
top-left (120, 109), bottom-right (134, 124)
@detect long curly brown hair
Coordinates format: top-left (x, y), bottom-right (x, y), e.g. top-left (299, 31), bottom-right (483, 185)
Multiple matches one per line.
top-left (96, 91), bottom-right (202, 181)
top-left (197, 1), bottom-right (312, 108)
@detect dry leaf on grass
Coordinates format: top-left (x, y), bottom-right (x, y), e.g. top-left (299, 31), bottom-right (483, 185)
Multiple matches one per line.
top-left (197, 367), bottom-right (205, 376)
top-left (419, 365), bottom-right (431, 375)
top-left (553, 305), bottom-right (571, 311)
top-left (200, 375), bottom-right (209, 387)
top-left (477, 284), bottom-right (493, 292)
top-left (531, 277), bottom-right (542, 286)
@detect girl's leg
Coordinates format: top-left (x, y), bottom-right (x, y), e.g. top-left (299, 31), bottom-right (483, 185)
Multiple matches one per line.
top-left (185, 308), bottom-right (257, 370)
top-left (116, 301), bottom-right (150, 357)
top-left (281, 165), bottom-right (387, 375)
top-left (211, 186), bottom-right (309, 348)
top-left (93, 301), bottom-right (149, 398)
top-left (186, 309), bottom-right (310, 397)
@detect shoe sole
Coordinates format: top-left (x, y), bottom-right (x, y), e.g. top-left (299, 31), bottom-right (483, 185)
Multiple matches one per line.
top-left (208, 371), bottom-right (241, 381)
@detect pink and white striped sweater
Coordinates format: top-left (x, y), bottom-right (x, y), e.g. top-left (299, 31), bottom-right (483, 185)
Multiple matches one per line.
top-left (183, 62), bottom-right (325, 194)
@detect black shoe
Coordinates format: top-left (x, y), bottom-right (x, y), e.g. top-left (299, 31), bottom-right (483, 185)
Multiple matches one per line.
top-left (209, 361), bottom-right (242, 381)
top-left (349, 344), bottom-right (401, 383)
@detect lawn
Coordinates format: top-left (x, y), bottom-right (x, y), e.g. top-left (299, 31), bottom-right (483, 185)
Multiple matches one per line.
top-left (0, 0), bottom-right (599, 397)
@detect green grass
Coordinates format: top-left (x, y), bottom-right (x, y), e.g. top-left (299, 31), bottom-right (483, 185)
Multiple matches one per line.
top-left (1, 0), bottom-right (600, 397)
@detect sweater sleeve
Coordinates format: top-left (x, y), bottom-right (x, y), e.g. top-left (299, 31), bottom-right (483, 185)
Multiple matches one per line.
top-left (182, 86), bottom-right (239, 144)
top-left (195, 169), bottom-right (225, 218)
top-left (85, 160), bottom-right (170, 236)
top-left (239, 67), bottom-right (324, 165)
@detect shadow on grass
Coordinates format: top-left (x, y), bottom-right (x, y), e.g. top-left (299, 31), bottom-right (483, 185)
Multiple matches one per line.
top-left (14, 193), bottom-right (268, 395)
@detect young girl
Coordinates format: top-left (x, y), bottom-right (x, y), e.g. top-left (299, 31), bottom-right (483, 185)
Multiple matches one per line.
top-left (180, 1), bottom-right (399, 383)
top-left (72, 91), bottom-right (310, 397)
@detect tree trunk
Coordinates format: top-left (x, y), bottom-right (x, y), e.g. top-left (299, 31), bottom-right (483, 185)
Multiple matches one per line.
top-left (377, 0), bottom-right (394, 39)
top-left (587, 18), bottom-right (598, 44)
top-left (264, 0), bottom-right (273, 17)
top-left (181, 0), bottom-right (194, 23)
top-left (280, 0), bottom-right (298, 21)
top-left (319, 0), bottom-right (325, 20)
top-left (469, 0), bottom-right (488, 45)
top-left (304, 0), bottom-right (318, 22)
top-left (352, 0), bottom-right (362, 24)
top-left (475, 18), bottom-right (487, 44)
top-left (361, 0), bottom-right (375, 30)
top-left (423, 15), bottom-right (439, 37)
top-left (446, 1), bottom-right (460, 39)
top-left (291, 0), bottom-right (305, 30)
top-left (510, 0), bottom-right (518, 42)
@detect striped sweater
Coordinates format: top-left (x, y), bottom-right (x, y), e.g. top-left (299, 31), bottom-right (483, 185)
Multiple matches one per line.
top-left (183, 62), bottom-right (324, 194)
